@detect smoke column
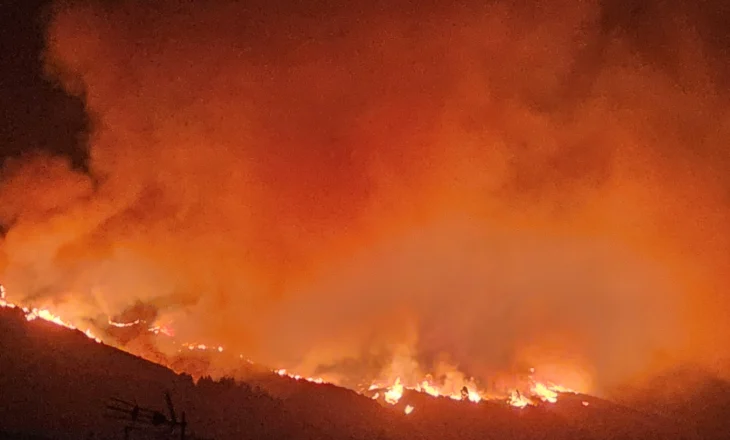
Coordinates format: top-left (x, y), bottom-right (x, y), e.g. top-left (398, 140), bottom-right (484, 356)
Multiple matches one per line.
top-left (1, 0), bottom-right (729, 394)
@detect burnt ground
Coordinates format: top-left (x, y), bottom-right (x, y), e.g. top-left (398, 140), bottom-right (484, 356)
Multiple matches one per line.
top-left (0, 306), bottom-right (725, 440)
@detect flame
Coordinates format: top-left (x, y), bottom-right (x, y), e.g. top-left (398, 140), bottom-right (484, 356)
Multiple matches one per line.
top-left (148, 324), bottom-right (175, 337)
top-left (108, 318), bottom-right (141, 328)
top-left (383, 377), bottom-right (405, 404)
top-left (274, 369), bottom-right (326, 384)
top-left (181, 343), bottom-right (224, 353)
top-left (531, 382), bottom-right (558, 403)
top-left (1, 287), bottom-right (102, 343)
top-left (0, 284), bottom-right (586, 413)
top-left (509, 390), bottom-right (533, 408)
top-left (416, 380), bottom-right (441, 397)
top-left (368, 372), bottom-right (578, 410)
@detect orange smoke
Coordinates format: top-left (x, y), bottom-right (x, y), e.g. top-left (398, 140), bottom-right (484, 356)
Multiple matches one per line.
top-left (1, 0), bottom-right (729, 395)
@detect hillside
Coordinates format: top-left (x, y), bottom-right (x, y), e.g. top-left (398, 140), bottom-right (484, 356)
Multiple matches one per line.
top-left (0, 306), bottom-right (714, 440)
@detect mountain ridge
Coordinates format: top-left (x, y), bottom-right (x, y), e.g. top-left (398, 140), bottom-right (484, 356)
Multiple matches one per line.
top-left (0, 305), bottom-right (718, 440)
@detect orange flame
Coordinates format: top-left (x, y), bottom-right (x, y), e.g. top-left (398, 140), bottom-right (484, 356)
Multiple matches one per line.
top-left (368, 372), bottom-right (578, 410)
top-left (1, 286), bottom-right (102, 343)
top-left (181, 343), bottom-right (225, 353)
top-left (509, 390), bottom-right (533, 408)
top-left (0, 284), bottom-right (585, 412)
top-left (274, 369), bottom-right (327, 384)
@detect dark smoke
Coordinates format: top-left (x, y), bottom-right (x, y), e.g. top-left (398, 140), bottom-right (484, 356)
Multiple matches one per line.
top-left (1, 0), bottom-right (729, 395)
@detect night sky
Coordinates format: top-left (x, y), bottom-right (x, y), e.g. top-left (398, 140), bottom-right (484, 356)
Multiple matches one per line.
top-left (0, 0), bottom-right (87, 168)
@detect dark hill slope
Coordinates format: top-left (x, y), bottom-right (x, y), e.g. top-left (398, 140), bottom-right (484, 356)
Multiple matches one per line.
top-left (0, 307), bottom-right (399, 440)
top-left (0, 306), bottom-right (705, 440)
top-left (615, 367), bottom-right (730, 440)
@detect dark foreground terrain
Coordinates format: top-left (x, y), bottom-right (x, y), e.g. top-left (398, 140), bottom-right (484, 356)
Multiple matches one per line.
top-left (0, 306), bottom-right (726, 440)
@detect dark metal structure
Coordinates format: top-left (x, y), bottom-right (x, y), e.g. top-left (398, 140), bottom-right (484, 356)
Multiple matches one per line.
top-left (105, 392), bottom-right (187, 440)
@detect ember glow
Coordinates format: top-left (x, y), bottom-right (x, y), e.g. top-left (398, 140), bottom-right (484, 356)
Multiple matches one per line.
top-left (182, 343), bottom-right (225, 353)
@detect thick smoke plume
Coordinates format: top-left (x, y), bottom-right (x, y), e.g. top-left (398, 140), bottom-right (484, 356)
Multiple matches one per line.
top-left (1, 0), bottom-right (729, 394)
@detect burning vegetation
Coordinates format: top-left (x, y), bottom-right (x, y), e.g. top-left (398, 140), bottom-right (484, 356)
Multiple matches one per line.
top-left (2, 283), bottom-right (583, 414)
top-left (0, 285), bottom-right (587, 415)
top-left (1, 0), bottom-right (730, 414)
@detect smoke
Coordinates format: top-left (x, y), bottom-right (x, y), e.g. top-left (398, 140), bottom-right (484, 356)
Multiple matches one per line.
top-left (1, 0), bottom-right (729, 394)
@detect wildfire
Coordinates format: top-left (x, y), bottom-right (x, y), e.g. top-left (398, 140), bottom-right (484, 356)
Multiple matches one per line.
top-left (108, 317), bottom-right (176, 338)
top-left (108, 318), bottom-right (141, 328)
top-left (275, 369), bottom-right (326, 384)
top-left (0, 286), bottom-right (102, 343)
top-left (148, 324), bottom-right (175, 337)
top-left (267, 359), bottom-right (566, 414)
top-left (182, 343), bottom-right (224, 353)
top-left (0, 284), bottom-right (584, 415)
top-left (531, 382), bottom-right (558, 403)
top-left (509, 390), bottom-right (533, 408)
top-left (367, 372), bottom-right (577, 413)
top-left (382, 377), bottom-right (405, 404)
